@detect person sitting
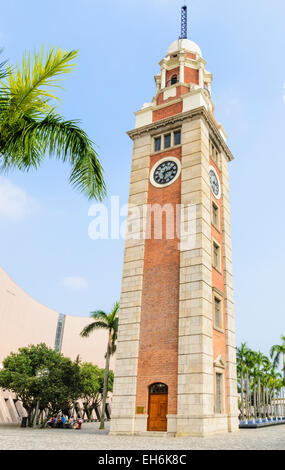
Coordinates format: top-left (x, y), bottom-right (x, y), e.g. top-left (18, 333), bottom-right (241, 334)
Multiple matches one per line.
top-left (76, 418), bottom-right (83, 430)
top-left (47, 417), bottom-right (56, 428)
top-left (56, 415), bottom-right (63, 428)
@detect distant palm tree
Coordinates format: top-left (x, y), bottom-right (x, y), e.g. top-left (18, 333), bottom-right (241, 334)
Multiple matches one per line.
top-left (253, 351), bottom-right (267, 421)
top-left (80, 301), bottom-right (119, 430)
top-left (236, 342), bottom-right (249, 421)
top-left (0, 47), bottom-right (106, 200)
top-left (270, 336), bottom-right (285, 385)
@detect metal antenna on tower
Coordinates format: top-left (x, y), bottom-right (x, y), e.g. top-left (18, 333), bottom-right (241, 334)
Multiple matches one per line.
top-left (180, 3), bottom-right (188, 39)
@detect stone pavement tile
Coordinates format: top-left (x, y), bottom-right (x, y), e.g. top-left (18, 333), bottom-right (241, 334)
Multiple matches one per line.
top-left (0, 423), bottom-right (285, 450)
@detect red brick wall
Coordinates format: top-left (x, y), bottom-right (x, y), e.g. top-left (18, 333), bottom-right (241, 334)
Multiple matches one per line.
top-left (210, 158), bottom-right (228, 413)
top-left (153, 102), bottom-right (183, 122)
top-left (136, 147), bottom-right (182, 416)
top-left (157, 86), bottom-right (189, 106)
top-left (184, 67), bottom-right (199, 85)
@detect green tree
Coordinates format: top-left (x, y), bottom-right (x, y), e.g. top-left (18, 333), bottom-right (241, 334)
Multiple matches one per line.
top-left (252, 351), bottom-right (268, 421)
top-left (0, 343), bottom-right (81, 427)
top-left (0, 47), bottom-right (106, 200)
top-left (79, 363), bottom-right (114, 421)
top-left (80, 301), bottom-right (119, 430)
top-left (270, 335), bottom-right (285, 385)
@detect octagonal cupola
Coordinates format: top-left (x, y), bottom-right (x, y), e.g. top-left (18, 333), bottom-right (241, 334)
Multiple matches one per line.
top-left (134, 4), bottom-right (217, 130)
top-left (155, 35), bottom-right (212, 105)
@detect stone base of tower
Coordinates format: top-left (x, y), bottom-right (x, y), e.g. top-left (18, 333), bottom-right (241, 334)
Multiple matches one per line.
top-left (175, 415), bottom-right (239, 437)
top-left (110, 414), bottom-right (239, 437)
top-left (109, 417), bottom-right (136, 436)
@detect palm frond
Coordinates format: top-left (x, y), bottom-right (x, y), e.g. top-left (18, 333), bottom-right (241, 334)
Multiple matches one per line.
top-left (80, 321), bottom-right (109, 338)
top-left (90, 311), bottom-right (108, 322)
top-left (0, 59), bottom-right (9, 81)
top-left (0, 113), bottom-right (106, 200)
top-left (1, 47), bottom-right (78, 118)
top-left (109, 301), bottom-right (120, 323)
top-left (270, 345), bottom-right (281, 368)
top-left (0, 59), bottom-right (12, 111)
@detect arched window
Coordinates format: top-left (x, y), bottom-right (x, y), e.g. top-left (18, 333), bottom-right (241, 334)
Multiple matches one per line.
top-left (149, 383), bottom-right (168, 394)
top-left (170, 75), bottom-right (178, 85)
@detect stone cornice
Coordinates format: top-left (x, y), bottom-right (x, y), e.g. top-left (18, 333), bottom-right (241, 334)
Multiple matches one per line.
top-left (127, 106), bottom-right (235, 162)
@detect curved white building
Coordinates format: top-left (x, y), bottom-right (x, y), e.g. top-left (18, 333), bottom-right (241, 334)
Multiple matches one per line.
top-left (0, 266), bottom-right (113, 424)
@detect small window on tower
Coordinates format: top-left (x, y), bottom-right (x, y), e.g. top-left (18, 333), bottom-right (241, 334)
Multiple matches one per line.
top-left (171, 75), bottom-right (178, 85)
top-left (210, 140), bottom-right (220, 167)
top-left (174, 130), bottom-right (181, 146)
top-left (215, 373), bottom-right (223, 414)
top-left (214, 297), bottom-right (223, 330)
top-left (164, 134), bottom-right (171, 149)
top-left (154, 136), bottom-right (161, 152)
top-left (212, 201), bottom-right (220, 229)
top-left (213, 241), bottom-right (221, 271)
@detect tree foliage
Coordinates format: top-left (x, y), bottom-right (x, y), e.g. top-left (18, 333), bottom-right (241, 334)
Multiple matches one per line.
top-left (236, 341), bottom-right (285, 422)
top-left (0, 344), bottom-right (112, 427)
top-left (79, 362), bottom-right (113, 420)
top-left (0, 47), bottom-right (106, 200)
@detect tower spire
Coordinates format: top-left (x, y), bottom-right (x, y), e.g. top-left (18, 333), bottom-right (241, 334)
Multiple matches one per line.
top-left (180, 3), bottom-right (188, 39)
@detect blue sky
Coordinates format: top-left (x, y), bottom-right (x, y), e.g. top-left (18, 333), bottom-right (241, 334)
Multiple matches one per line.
top-left (0, 0), bottom-right (285, 358)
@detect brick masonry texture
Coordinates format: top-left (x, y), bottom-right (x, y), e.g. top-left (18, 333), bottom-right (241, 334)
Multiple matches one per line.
top-left (136, 147), bottom-right (182, 417)
top-left (210, 156), bottom-right (228, 414)
top-left (184, 67), bottom-right (199, 85)
top-left (152, 102), bottom-right (183, 122)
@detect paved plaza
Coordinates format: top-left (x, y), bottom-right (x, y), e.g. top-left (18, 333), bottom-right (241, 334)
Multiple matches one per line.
top-left (0, 422), bottom-right (285, 450)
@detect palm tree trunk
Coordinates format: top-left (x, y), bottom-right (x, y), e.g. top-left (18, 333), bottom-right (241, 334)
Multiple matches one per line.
top-left (246, 371), bottom-right (250, 420)
top-left (253, 386), bottom-right (257, 422)
top-left (99, 333), bottom-right (111, 430)
top-left (258, 377), bottom-right (261, 422)
top-left (241, 373), bottom-right (245, 421)
top-left (263, 387), bottom-right (267, 421)
top-left (283, 353), bottom-right (285, 385)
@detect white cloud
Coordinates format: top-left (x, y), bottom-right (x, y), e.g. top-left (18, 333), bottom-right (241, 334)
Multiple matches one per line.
top-left (61, 277), bottom-right (88, 291)
top-left (0, 176), bottom-right (38, 221)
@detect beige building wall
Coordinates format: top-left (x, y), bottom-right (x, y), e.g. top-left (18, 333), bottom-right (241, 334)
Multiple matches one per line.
top-left (0, 267), bottom-right (58, 362)
top-left (0, 267), bottom-right (112, 424)
top-left (61, 315), bottom-right (114, 370)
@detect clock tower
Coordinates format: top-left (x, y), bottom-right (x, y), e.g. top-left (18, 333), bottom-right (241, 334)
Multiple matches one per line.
top-left (110, 7), bottom-right (239, 437)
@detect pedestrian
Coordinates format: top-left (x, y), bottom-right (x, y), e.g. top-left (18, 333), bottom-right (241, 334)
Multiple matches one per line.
top-left (76, 418), bottom-right (83, 430)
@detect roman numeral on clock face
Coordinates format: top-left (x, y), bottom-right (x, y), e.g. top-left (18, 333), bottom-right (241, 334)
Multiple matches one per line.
top-left (154, 161), bottom-right (178, 185)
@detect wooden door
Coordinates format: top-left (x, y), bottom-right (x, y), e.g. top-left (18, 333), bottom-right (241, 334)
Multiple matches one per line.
top-left (148, 393), bottom-right (168, 432)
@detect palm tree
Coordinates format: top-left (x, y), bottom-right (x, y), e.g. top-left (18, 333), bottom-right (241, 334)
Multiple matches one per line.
top-left (270, 336), bottom-right (285, 385)
top-left (244, 348), bottom-right (255, 421)
top-left (261, 356), bottom-right (272, 420)
top-left (0, 47), bottom-right (106, 200)
top-left (80, 301), bottom-right (119, 430)
top-left (236, 342), bottom-right (249, 421)
top-left (253, 351), bottom-right (267, 421)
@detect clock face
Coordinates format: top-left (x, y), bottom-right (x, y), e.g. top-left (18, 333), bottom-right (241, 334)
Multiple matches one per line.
top-left (209, 167), bottom-right (221, 199)
top-left (153, 160), bottom-right (178, 185)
